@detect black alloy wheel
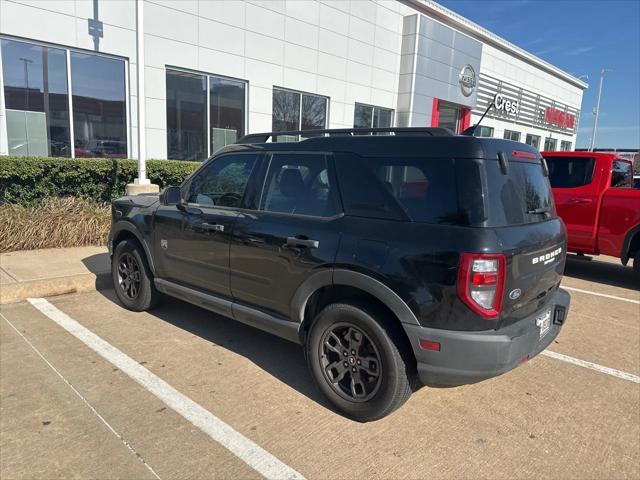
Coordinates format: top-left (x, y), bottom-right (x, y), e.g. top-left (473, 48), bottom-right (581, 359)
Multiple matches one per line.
top-left (111, 239), bottom-right (160, 312)
top-left (320, 323), bottom-right (383, 402)
top-left (117, 252), bottom-right (141, 300)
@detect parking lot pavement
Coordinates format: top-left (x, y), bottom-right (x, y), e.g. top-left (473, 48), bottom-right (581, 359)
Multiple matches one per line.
top-left (1, 258), bottom-right (639, 479)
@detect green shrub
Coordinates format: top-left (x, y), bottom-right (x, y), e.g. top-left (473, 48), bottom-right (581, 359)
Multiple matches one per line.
top-left (0, 156), bottom-right (200, 205)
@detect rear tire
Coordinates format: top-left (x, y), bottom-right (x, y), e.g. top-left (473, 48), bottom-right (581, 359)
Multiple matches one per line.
top-left (112, 239), bottom-right (160, 311)
top-left (633, 250), bottom-right (640, 283)
top-left (306, 301), bottom-right (412, 422)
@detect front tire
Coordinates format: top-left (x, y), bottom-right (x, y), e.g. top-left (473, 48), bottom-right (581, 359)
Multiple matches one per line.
top-left (306, 302), bottom-right (413, 422)
top-left (112, 239), bottom-right (160, 311)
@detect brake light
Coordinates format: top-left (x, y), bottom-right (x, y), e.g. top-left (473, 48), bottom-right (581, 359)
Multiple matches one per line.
top-left (457, 253), bottom-right (506, 319)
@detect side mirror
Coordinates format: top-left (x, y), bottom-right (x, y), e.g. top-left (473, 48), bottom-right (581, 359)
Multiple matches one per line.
top-left (160, 186), bottom-right (182, 206)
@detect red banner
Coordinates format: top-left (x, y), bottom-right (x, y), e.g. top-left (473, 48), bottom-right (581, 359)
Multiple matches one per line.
top-left (544, 107), bottom-right (575, 128)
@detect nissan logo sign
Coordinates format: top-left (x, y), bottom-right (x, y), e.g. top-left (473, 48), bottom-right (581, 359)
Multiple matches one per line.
top-left (459, 64), bottom-right (476, 97)
top-left (494, 93), bottom-right (520, 116)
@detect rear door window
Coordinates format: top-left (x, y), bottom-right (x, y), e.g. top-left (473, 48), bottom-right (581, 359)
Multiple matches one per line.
top-left (611, 160), bottom-right (633, 188)
top-left (544, 155), bottom-right (595, 188)
top-left (260, 153), bottom-right (340, 217)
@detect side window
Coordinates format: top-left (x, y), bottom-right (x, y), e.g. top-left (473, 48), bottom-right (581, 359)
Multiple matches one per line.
top-left (544, 156), bottom-right (595, 188)
top-left (186, 154), bottom-right (258, 207)
top-left (611, 160), bottom-right (633, 188)
top-left (261, 154), bottom-right (339, 217)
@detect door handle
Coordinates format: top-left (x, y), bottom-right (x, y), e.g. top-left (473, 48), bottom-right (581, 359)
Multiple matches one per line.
top-left (286, 236), bottom-right (319, 249)
top-left (568, 197), bottom-right (593, 205)
top-left (194, 222), bottom-right (225, 233)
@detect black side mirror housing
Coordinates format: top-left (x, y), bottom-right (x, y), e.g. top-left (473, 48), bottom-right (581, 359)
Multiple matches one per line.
top-left (160, 186), bottom-right (182, 206)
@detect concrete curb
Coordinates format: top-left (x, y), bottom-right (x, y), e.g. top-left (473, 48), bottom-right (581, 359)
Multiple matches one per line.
top-left (0, 272), bottom-right (111, 305)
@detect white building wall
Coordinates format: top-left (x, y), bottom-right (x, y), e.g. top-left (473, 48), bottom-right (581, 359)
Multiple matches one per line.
top-left (0, 0), bottom-right (415, 159)
top-left (0, 0), bottom-right (585, 159)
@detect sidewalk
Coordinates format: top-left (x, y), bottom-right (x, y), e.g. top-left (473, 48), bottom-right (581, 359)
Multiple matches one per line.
top-left (0, 246), bottom-right (110, 304)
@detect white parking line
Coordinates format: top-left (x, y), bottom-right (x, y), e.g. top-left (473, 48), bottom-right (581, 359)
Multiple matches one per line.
top-left (27, 298), bottom-right (305, 480)
top-left (562, 285), bottom-right (640, 305)
top-left (0, 313), bottom-right (162, 480)
top-left (542, 350), bottom-right (640, 384)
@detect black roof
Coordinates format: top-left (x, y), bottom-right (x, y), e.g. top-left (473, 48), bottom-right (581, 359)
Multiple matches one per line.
top-left (216, 127), bottom-right (541, 160)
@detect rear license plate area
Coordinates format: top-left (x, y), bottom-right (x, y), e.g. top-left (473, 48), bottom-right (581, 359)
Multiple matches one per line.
top-left (535, 309), bottom-right (551, 339)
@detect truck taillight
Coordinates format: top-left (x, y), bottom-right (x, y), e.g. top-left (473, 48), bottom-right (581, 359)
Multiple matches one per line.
top-left (457, 253), bottom-right (506, 320)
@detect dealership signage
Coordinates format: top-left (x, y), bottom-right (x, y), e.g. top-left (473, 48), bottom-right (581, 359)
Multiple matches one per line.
top-left (493, 93), bottom-right (519, 116)
top-left (459, 65), bottom-right (476, 97)
top-left (544, 106), bottom-right (575, 128)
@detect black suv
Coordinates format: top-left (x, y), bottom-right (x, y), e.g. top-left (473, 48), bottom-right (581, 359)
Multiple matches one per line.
top-left (109, 127), bottom-right (570, 421)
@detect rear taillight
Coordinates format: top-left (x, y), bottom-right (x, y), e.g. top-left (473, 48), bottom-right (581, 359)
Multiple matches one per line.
top-left (457, 253), bottom-right (506, 319)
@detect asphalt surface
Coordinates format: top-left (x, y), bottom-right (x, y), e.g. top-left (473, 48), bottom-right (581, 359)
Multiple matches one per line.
top-left (1, 255), bottom-right (638, 479)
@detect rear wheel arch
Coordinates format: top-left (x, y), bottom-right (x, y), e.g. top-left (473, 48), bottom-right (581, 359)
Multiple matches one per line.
top-left (621, 224), bottom-right (640, 265)
top-left (293, 269), bottom-right (419, 370)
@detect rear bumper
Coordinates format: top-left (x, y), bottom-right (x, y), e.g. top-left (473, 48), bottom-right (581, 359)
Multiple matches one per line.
top-left (405, 288), bottom-right (571, 387)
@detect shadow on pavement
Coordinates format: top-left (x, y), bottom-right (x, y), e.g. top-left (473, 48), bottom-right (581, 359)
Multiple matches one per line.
top-left (564, 255), bottom-right (639, 291)
top-left (97, 287), bottom-right (333, 411)
top-left (81, 252), bottom-right (112, 289)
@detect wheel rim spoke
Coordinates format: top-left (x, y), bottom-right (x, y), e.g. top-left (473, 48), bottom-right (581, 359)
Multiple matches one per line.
top-left (117, 253), bottom-right (141, 300)
top-left (349, 371), bottom-right (366, 399)
top-left (324, 332), bottom-right (346, 355)
top-left (358, 356), bottom-right (380, 377)
top-left (325, 361), bottom-right (349, 383)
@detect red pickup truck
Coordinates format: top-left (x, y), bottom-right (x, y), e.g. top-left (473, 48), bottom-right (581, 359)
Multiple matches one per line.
top-left (542, 151), bottom-right (640, 278)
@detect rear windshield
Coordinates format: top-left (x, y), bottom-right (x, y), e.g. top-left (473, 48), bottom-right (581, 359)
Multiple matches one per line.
top-left (335, 153), bottom-right (554, 227)
top-left (544, 155), bottom-right (595, 188)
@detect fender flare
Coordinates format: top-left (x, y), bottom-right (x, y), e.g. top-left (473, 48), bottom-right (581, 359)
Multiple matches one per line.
top-left (621, 224), bottom-right (640, 264)
top-left (290, 268), bottom-right (419, 326)
top-left (111, 221), bottom-right (157, 275)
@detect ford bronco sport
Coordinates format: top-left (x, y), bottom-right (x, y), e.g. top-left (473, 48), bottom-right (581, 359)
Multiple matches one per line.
top-left (109, 127), bottom-right (571, 421)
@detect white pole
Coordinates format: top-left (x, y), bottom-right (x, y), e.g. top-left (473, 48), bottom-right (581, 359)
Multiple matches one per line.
top-left (135, 0), bottom-right (149, 184)
top-left (590, 68), bottom-right (610, 152)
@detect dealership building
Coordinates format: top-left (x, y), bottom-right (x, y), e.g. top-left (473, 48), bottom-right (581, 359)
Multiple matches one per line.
top-left (0, 0), bottom-right (587, 161)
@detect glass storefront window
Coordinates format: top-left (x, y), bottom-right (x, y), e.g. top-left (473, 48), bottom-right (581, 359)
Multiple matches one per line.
top-left (437, 102), bottom-right (459, 133)
top-left (71, 52), bottom-right (127, 158)
top-left (526, 134), bottom-right (541, 149)
top-left (354, 103), bottom-right (394, 132)
top-left (210, 76), bottom-right (245, 154)
top-left (166, 70), bottom-right (207, 161)
top-left (544, 137), bottom-right (557, 151)
top-left (504, 130), bottom-right (521, 142)
top-left (560, 140), bottom-right (572, 151)
top-left (272, 88), bottom-right (327, 138)
top-left (477, 126), bottom-right (494, 137)
top-left (1, 38), bottom-right (71, 157)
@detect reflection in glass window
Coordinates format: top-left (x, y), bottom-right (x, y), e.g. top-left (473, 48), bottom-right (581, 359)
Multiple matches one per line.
top-left (526, 134), bottom-right (541, 149)
top-left (1, 38), bottom-right (71, 157)
top-left (437, 102), bottom-right (460, 133)
top-left (261, 154), bottom-right (338, 217)
top-left (210, 77), bottom-right (245, 154)
top-left (272, 88), bottom-right (327, 138)
top-left (71, 52), bottom-right (127, 158)
top-left (560, 140), bottom-right (572, 151)
top-left (187, 154), bottom-right (257, 207)
top-left (354, 103), bottom-right (394, 133)
top-left (166, 70), bottom-right (207, 160)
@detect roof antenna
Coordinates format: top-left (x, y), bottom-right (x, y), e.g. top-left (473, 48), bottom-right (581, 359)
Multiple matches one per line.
top-left (462, 98), bottom-right (495, 136)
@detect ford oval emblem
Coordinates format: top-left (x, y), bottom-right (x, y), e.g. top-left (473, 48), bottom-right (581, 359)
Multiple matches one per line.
top-left (509, 289), bottom-right (522, 300)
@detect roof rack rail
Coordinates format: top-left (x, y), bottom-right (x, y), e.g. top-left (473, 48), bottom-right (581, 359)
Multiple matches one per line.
top-left (235, 127), bottom-right (452, 144)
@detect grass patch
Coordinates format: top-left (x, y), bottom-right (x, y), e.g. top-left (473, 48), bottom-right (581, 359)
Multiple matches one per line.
top-left (0, 197), bottom-right (110, 253)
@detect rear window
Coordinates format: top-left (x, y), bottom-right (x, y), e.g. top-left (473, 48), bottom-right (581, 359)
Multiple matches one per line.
top-left (544, 155), bottom-right (595, 188)
top-left (482, 161), bottom-right (555, 226)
